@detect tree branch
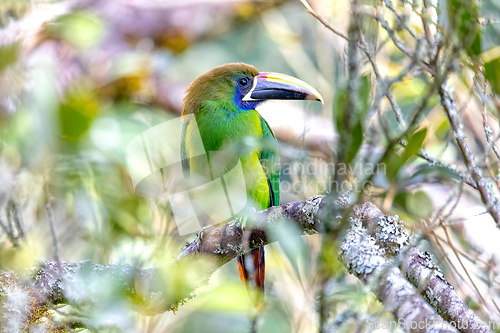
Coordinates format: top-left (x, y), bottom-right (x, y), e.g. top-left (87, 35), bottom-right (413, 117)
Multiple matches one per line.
top-left (356, 202), bottom-right (493, 333)
top-left (339, 223), bottom-right (458, 333)
top-left (439, 82), bottom-right (500, 227)
top-left (0, 196), bottom-right (491, 332)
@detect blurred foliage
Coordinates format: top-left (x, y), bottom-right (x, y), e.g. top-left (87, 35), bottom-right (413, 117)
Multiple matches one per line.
top-left (334, 74), bottom-right (370, 165)
top-left (386, 128), bottom-right (427, 183)
top-left (447, 0), bottom-right (479, 49)
top-left (0, 42), bottom-right (19, 73)
top-left (0, 0), bottom-right (31, 28)
top-left (0, 0), bottom-right (499, 331)
top-left (46, 11), bottom-right (104, 49)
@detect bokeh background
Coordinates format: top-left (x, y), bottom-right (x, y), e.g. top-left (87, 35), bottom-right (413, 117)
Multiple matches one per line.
top-left (1, 0), bottom-right (500, 332)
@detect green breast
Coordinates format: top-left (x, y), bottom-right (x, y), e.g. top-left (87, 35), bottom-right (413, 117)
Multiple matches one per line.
top-left (184, 108), bottom-right (270, 210)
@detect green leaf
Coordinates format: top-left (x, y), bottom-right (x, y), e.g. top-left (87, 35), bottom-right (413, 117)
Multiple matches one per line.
top-left (447, 0), bottom-right (479, 48)
top-left (358, 74), bottom-right (371, 119)
top-left (385, 152), bottom-right (403, 182)
top-left (384, 127), bottom-right (427, 183)
top-left (467, 30), bottom-right (482, 58)
top-left (485, 58), bottom-right (500, 95)
top-left (47, 11), bottom-right (103, 49)
top-left (59, 85), bottom-right (100, 141)
top-left (406, 190), bottom-right (433, 218)
top-left (0, 43), bottom-right (19, 73)
top-left (268, 221), bottom-right (307, 279)
top-left (411, 164), bottom-right (462, 183)
top-left (402, 128), bottom-right (427, 164)
top-left (394, 192), bottom-right (407, 209)
top-left (346, 120), bottom-right (363, 163)
top-left (436, 119), bottom-right (450, 140)
top-left (333, 87), bottom-right (348, 131)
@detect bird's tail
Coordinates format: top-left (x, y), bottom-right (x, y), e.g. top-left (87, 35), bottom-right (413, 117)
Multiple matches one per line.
top-left (236, 247), bottom-right (265, 311)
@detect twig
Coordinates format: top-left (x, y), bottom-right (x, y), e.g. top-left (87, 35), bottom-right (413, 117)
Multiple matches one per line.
top-left (417, 149), bottom-right (477, 190)
top-left (299, 0), bottom-right (349, 42)
top-left (429, 228), bottom-right (467, 292)
top-left (376, 13), bottom-right (435, 75)
top-left (301, 0), bottom-right (408, 126)
top-left (44, 187), bottom-right (61, 266)
top-left (420, 0), bottom-right (436, 59)
top-left (9, 200), bottom-right (24, 240)
top-left (381, 0), bottom-right (417, 40)
top-left (439, 83), bottom-right (500, 227)
top-left (362, 43), bottom-right (406, 126)
top-left (441, 223), bottom-right (488, 308)
top-left (481, 90), bottom-right (500, 163)
top-left (0, 199), bottom-right (24, 246)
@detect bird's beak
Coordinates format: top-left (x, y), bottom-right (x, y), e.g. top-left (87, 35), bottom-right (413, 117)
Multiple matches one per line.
top-left (242, 72), bottom-right (324, 104)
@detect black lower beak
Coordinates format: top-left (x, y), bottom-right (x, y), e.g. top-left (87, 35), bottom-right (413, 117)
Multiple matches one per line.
top-left (243, 72), bottom-right (323, 103)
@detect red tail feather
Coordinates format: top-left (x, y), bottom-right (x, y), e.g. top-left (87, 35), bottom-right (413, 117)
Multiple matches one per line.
top-left (236, 247), bottom-right (265, 311)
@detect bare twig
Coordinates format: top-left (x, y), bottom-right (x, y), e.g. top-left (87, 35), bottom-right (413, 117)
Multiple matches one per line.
top-left (362, 43), bottom-right (406, 126)
top-left (420, 0), bottom-right (436, 57)
top-left (9, 200), bottom-right (24, 241)
top-left (45, 201), bottom-right (60, 266)
top-left (299, 0), bottom-right (349, 42)
top-left (44, 186), bottom-right (61, 266)
top-left (0, 199), bottom-right (24, 246)
top-left (481, 92), bottom-right (500, 163)
top-left (441, 223), bottom-right (488, 308)
top-left (301, 0), bottom-right (407, 126)
top-left (381, 0), bottom-right (418, 40)
top-left (375, 12), bottom-right (435, 75)
top-left (417, 149), bottom-right (477, 190)
top-left (439, 83), bottom-right (500, 227)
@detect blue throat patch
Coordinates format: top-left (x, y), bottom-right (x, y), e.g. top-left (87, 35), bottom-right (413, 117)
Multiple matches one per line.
top-left (233, 88), bottom-right (260, 111)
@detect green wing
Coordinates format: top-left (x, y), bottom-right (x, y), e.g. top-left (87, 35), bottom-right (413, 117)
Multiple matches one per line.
top-left (182, 115), bottom-right (279, 207)
top-left (180, 120), bottom-right (190, 178)
top-left (259, 117), bottom-right (280, 206)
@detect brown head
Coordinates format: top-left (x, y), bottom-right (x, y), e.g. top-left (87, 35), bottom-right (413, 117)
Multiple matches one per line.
top-left (182, 62), bottom-right (323, 116)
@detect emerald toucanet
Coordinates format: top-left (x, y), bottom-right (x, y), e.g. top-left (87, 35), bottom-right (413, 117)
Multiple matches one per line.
top-left (180, 63), bottom-right (323, 311)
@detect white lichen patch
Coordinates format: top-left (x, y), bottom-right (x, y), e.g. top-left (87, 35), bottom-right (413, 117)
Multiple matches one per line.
top-left (415, 251), bottom-right (446, 291)
top-left (375, 214), bottom-right (410, 256)
top-left (301, 195), bottom-right (323, 225)
top-left (197, 225), bottom-right (216, 242)
top-left (267, 206), bottom-right (285, 223)
top-left (340, 219), bottom-right (386, 277)
top-left (335, 191), bottom-right (352, 208)
top-left (225, 219), bottom-right (242, 236)
top-left (1, 285), bottom-right (31, 333)
top-left (213, 244), bottom-right (228, 255)
top-left (251, 238), bottom-right (266, 249)
top-left (383, 267), bottom-right (412, 312)
top-left (227, 243), bottom-right (244, 256)
top-left (230, 216), bottom-right (249, 230)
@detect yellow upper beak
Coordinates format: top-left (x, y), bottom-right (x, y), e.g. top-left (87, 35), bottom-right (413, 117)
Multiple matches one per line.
top-left (242, 72), bottom-right (324, 104)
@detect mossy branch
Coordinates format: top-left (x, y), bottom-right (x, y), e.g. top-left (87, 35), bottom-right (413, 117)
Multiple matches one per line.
top-left (0, 196), bottom-right (490, 332)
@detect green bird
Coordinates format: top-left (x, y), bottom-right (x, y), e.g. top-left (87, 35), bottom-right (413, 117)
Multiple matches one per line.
top-left (181, 63), bottom-right (323, 311)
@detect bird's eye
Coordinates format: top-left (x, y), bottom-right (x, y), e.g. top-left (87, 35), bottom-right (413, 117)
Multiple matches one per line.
top-left (238, 78), bottom-right (249, 86)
